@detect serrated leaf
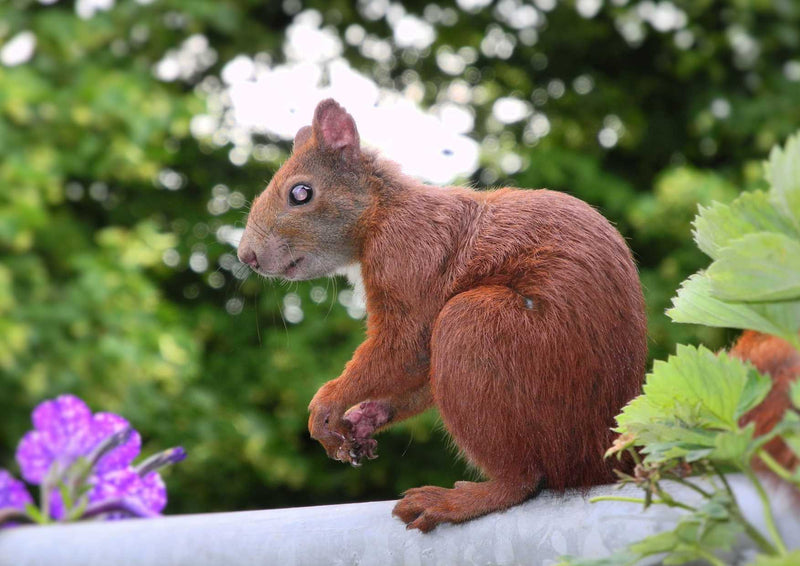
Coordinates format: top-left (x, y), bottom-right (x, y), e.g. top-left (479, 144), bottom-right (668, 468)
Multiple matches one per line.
top-left (642, 440), bottom-right (713, 463)
top-left (668, 273), bottom-right (800, 345)
top-left (738, 372), bottom-right (775, 422)
top-left (707, 232), bottom-right (800, 302)
top-left (693, 190), bottom-right (799, 260)
top-left (617, 345), bottom-right (771, 438)
top-left (616, 346), bottom-right (772, 465)
top-left (766, 132), bottom-right (800, 231)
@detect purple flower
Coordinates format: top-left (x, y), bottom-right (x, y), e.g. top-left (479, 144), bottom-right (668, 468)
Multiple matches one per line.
top-left (8, 394), bottom-right (182, 523)
top-left (50, 468), bottom-right (167, 520)
top-left (0, 470), bottom-right (33, 529)
top-left (0, 470), bottom-right (32, 511)
top-left (15, 395), bottom-right (141, 485)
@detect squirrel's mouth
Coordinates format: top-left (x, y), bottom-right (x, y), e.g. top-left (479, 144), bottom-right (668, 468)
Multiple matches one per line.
top-left (282, 256), bottom-right (304, 277)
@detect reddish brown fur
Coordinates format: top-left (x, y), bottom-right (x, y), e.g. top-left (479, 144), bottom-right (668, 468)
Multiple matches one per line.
top-left (733, 331), bottom-right (800, 474)
top-left (239, 99), bottom-right (648, 531)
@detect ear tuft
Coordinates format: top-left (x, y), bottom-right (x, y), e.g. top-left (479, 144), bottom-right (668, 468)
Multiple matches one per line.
top-left (312, 99), bottom-right (360, 155)
top-left (293, 126), bottom-right (312, 151)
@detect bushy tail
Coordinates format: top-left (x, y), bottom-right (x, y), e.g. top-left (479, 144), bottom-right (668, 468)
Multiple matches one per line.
top-left (732, 331), bottom-right (800, 473)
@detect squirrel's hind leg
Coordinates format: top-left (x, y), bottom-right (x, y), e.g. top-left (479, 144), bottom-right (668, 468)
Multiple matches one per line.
top-left (394, 285), bottom-right (551, 532)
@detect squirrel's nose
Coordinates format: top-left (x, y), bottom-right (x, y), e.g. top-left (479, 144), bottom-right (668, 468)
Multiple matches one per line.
top-left (237, 242), bottom-right (259, 270)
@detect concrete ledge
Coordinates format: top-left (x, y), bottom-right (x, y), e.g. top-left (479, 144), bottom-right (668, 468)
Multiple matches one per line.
top-left (1, 476), bottom-right (798, 566)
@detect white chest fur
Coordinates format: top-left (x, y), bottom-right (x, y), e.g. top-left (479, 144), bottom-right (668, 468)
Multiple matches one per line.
top-left (334, 263), bottom-right (366, 311)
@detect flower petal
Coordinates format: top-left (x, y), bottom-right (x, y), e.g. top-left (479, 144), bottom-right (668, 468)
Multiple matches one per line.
top-left (48, 489), bottom-right (66, 521)
top-left (31, 395), bottom-right (92, 458)
top-left (88, 468), bottom-right (166, 520)
top-left (87, 413), bottom-right (141, 475)
top-left (138, 472), bottom-right (167, 514)
top-left (0, 470), bottom-right (33, 511)
top-left (90, 468), bottom-right (141, 504)
top-left (15, 430), bottom-right (53, 485)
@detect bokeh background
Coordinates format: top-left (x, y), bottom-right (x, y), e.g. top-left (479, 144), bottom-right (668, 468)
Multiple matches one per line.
top-left (2, 0), bottom-right (800, 515)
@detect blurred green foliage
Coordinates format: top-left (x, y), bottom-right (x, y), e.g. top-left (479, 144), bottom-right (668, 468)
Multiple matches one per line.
top-left (1, 0), bottom-right (799, 514)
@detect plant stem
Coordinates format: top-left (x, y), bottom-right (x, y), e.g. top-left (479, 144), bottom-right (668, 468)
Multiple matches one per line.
top-left (710, 462), bottom-right (734, 499)
top-left (589, 495), bottom-right (696, 511)
top-left (664, 474), bottom-right (713, 499)
top-left (708, 463), bottom-right (778, 555)
top-left (757, 450), bottom-right (797, 484)
top-left (697, 549), bottom-right (727, 566)
top-left (653, 482), bottom-right (697, 512)
top-left (745, 468), bottom-right (787, 555)
top-left (733, 509), bottom-right (779, 556)
top-left (590, 495), bottom-right (649, 505)
top-left (40, 480), bottom-right (51, 525)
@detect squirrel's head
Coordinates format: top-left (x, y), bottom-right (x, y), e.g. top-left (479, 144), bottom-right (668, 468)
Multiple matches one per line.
top-left (238, 99), bottom-right (371, 281)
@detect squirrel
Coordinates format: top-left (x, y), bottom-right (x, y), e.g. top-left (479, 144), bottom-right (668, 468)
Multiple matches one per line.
top-left (237, 98), bottom-right (648, 531)
top-left (237, 99), bottom-right (800, 531)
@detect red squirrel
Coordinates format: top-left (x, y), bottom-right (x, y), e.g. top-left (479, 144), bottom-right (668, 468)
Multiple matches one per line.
top-left (237, 99), bottom-right (648, 531)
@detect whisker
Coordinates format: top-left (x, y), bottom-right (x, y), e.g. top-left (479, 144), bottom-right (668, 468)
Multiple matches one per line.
top-left (254, 293), bottom-right (262, 346)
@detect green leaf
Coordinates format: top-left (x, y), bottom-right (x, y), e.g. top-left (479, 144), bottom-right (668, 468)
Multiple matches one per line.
top-left (642, 440), bottom-right (713, 463)
top-left (778, 411), bottom-right (800, 464)
top-left (693, 190), bottom-right (798, 260)
top-left (707, 232), bottom-right (800, 302)
top-left (556, 552), bottom-right (639, 566)
top-left (632, 503), bottom-right (741, 565)
top-left (67, 494), bottom-right (90, 521)
top-left (751, 550), bottom-right (800, 566)
top-left (711, 427), bottom-right (755, 465)
top-left (766, 132), bottom-right (800, 232)
top-left (629, 530), bottom-right (679, 555)
top-left (617, 345), bottom-right (772, 438)
top-left (58, 481), bottom-right (74, 513)
top-left (24, 503), bottom-right (47, 524)
top-left (668, 273), bottom-right (800, 345)
top-left (791, 380), bottom-right (800, 410)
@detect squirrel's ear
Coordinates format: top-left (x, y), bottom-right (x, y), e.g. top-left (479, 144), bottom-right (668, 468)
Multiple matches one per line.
top-left (312, 99), bottom-right (359, 156)
top-left (293, 126), bottom-right (312, 151)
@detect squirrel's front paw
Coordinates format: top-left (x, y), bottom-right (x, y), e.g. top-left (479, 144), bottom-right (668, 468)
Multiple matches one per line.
top-left (308, 402), bottom-right (350, 462)
top-left (342, 401), bottom-right (392, 466)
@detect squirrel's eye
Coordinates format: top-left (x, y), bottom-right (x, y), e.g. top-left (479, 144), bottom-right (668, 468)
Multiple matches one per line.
top-left (289, 184), bottom-right (313, 206)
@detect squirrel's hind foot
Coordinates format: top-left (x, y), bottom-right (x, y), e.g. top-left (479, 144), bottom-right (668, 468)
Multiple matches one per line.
top-left (393, 478), bottom-right (540, 533)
